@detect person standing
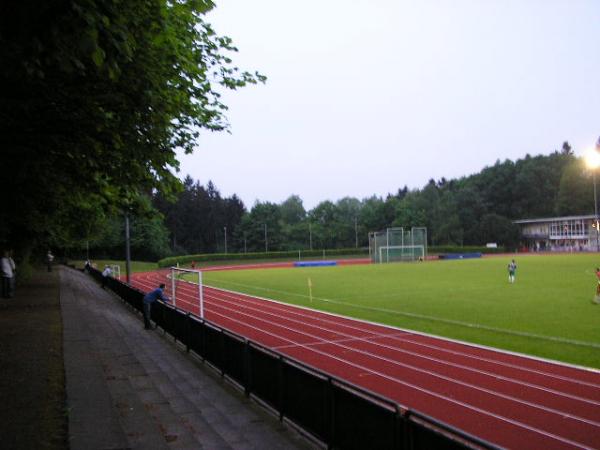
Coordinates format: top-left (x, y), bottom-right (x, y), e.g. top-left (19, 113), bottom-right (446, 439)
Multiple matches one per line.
top-left (101, 265), bottom-right (112, 289)
top-left (507, 259), bottom-right (517, 284)
top-left (143, 283), bottom-right (170, 329)
top-left (1, 250), bottom-right (16, 298)
top-left (46, 250), bottom-right (54, 272)
top-left (594, 268), bottom-right (600, 304)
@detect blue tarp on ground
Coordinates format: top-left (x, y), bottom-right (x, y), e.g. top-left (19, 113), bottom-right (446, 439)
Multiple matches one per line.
top-left (294, 260), bottom-right (337, 267)
top-left (439, 253), bottom-right (482, 260)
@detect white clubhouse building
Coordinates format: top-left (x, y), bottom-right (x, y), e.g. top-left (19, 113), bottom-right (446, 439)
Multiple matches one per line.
top-left (514, 215), bottom-right (600, 252)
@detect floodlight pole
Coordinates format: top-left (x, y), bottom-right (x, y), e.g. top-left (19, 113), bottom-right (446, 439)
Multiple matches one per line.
top-left (224, 226), bottom-right (227, 254)
top-left (125, 214), bottom-right (131, 284)
top-left (309, 223), bottom-right (313, 250)
top-left (354, 217), bottom-right (358, 248)
top-left (171, 267), bottom-right (176, 307)
top-left (594, 169), bottom-right (599, 252)
top-left (264, 223), bottom-right (268, 253)
top-left (198, 270), bottom-right (204, 319)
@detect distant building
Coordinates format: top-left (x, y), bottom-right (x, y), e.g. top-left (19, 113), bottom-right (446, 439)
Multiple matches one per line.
top-left (514, 215), bottom-right (599, 252)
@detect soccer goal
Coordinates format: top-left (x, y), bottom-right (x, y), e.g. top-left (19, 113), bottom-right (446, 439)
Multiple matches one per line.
top-left (111, 264), bottom-right (121, 280)
top-left (369, 227), bottom-right (428, 263)
top-left (170, 267), bottom-right (204, 318)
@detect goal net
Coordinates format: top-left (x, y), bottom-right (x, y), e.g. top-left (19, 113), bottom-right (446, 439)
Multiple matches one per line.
top-left (111, 264), bottom-right (121, 280)
top-left (369, 227), bottom-right (427, 263)
top-left (170, 267), bottom-right (204, 318)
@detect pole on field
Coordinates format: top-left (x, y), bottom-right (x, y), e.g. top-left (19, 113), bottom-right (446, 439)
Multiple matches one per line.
top-left (171, 267), bottom-right (176, 307)
top-left (386, 228), bottom-right (390, 263)
top-left (264, 223), bottom-right (268, 253)
top-left (198, 270), bottom-right (204, 319)
top-left (308, 277), bottom-right (313, 303)
top-left (125, 214), bottom-right (131, 284)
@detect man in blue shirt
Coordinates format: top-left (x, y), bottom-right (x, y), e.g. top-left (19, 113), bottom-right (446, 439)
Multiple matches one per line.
top-left (143, 283), bottom-right (170, 329)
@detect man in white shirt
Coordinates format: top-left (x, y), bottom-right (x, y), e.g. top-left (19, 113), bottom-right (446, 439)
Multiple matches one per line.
top-left (46, 250), bottom-right (54, 272)
top-left (1, 250), bottom-right (16, 298)
top-left (101, 265), bottom-right (112, 289)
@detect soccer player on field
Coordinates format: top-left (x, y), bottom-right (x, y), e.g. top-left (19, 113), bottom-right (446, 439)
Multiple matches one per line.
top-left (507, 259), bottom-right (517, 284)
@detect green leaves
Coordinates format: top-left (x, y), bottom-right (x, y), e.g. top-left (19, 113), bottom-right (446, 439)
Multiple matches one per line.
top-left (0, 0), bottom-right (265, 252)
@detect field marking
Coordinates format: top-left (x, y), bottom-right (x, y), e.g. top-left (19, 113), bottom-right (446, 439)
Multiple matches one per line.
top-left (176, 281), bottom-right (600, 390)
top-left (131, 273), bottom-right (600, 448)
top-left (202, 288), bottom-right (600, 416)
top-left (200, 299), bottom-right (593, 449)
top-left (202, 284), bottom-right (600, 386)
top-left (204, 279), bottom-right (600, 350)
top-left (273, 331), bottom-right (412, 350)
top-left (135, 272), bottom-right (600, 383)
top-left (270, 332), bottom-right (600, 406)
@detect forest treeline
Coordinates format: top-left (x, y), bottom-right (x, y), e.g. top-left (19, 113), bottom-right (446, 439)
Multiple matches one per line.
top-left (0, 0), bottom-right (264, 265)
top-left (85, 142), bottom-right (595, 261)
top-left (1, 2), bottom-right (594, 264)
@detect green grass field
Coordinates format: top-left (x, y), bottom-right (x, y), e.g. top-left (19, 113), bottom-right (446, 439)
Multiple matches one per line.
top-left (198, 254), bottom-right (600, 369)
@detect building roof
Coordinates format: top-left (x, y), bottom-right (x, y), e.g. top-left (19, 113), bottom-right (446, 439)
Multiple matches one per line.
top-left (513, 215), bottom-right (596, 224)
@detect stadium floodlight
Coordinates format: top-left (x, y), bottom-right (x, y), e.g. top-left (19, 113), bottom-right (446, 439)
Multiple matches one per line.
top-left (585, 142), bottom-right (600, 251)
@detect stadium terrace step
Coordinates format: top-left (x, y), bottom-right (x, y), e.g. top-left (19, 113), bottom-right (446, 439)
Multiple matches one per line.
top-left (61, 268), bottom-right (313, 450)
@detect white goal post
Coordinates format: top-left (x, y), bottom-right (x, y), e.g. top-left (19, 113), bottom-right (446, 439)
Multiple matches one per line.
top-left (110, 264), bottom-right (121, 280)
top-left (369, 227), bottom-right (428, 263)
top-left (170, 267), bottom-right (204, 319)
top-left (378, 245), bottom-right (425, 263)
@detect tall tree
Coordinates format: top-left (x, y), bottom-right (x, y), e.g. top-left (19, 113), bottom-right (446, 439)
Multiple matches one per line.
top-left (0, 0), bottom-right (264, 255)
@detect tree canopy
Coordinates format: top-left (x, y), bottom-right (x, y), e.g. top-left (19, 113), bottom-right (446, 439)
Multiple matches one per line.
top-left (0, 0), bottom-right (265, 254)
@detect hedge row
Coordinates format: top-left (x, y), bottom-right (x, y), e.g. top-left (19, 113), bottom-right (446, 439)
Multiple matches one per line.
top-left (157, 248), bottom-right (370, 268)
top-left (157, 245), bottom-right (507, 268)
top-left (429, 245), bottom-right (507, 254)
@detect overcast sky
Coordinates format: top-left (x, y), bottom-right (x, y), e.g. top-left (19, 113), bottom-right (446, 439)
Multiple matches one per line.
top-left (177, 0), bottom-right (600, 210)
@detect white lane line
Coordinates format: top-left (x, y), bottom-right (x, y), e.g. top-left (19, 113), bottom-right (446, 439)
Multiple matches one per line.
top-left (135, 277), bottom-right (600, 413)
top-left (200, 284), bottom-right (600, 389)
top-left (167, 279), bottom-right (600, 404)
top-left (199, 289), bottom-right (600, 429)
top-left (132, 274), bottom-right (598, 448)
top-left (202, 302), bottom-right (591, 450)
top-left (204, 279), bottom-right (600, 350)
top-left (272, 331), bottom-right (600, 407)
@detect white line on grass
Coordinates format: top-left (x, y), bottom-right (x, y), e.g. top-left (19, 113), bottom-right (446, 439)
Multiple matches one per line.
top-left (206, 279), bottom-right (600, 350)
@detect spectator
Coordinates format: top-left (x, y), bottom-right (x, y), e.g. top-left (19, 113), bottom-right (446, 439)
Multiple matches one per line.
top-left (46, 250), bottom-right (54, 272)
top-left (101, 265), bottom-right (112, 289)
top-left (143, 283), bottom-right (170, 329)
top-left (1, 250), bottom-right (16, 298)
top-left (84, 260), bottom-right (91, 273)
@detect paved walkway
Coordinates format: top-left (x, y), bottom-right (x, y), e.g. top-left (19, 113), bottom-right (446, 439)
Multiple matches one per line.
top-left (61, 267), bottom-right (314, 450)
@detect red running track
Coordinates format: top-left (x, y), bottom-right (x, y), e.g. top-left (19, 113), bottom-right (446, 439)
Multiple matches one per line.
top-left (131, 269), bottom-right (600, 450)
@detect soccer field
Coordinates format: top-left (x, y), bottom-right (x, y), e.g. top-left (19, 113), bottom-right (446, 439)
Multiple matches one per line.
top-left (199, 254), bottom-right (600, 369)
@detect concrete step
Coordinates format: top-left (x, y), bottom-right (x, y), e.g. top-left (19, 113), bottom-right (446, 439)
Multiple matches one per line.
top-left (62, 268), bottom-right (313, 450)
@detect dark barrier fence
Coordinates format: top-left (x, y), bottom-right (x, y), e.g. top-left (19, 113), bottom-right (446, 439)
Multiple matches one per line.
top-left (86, 267), bottom-right (501, 450)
